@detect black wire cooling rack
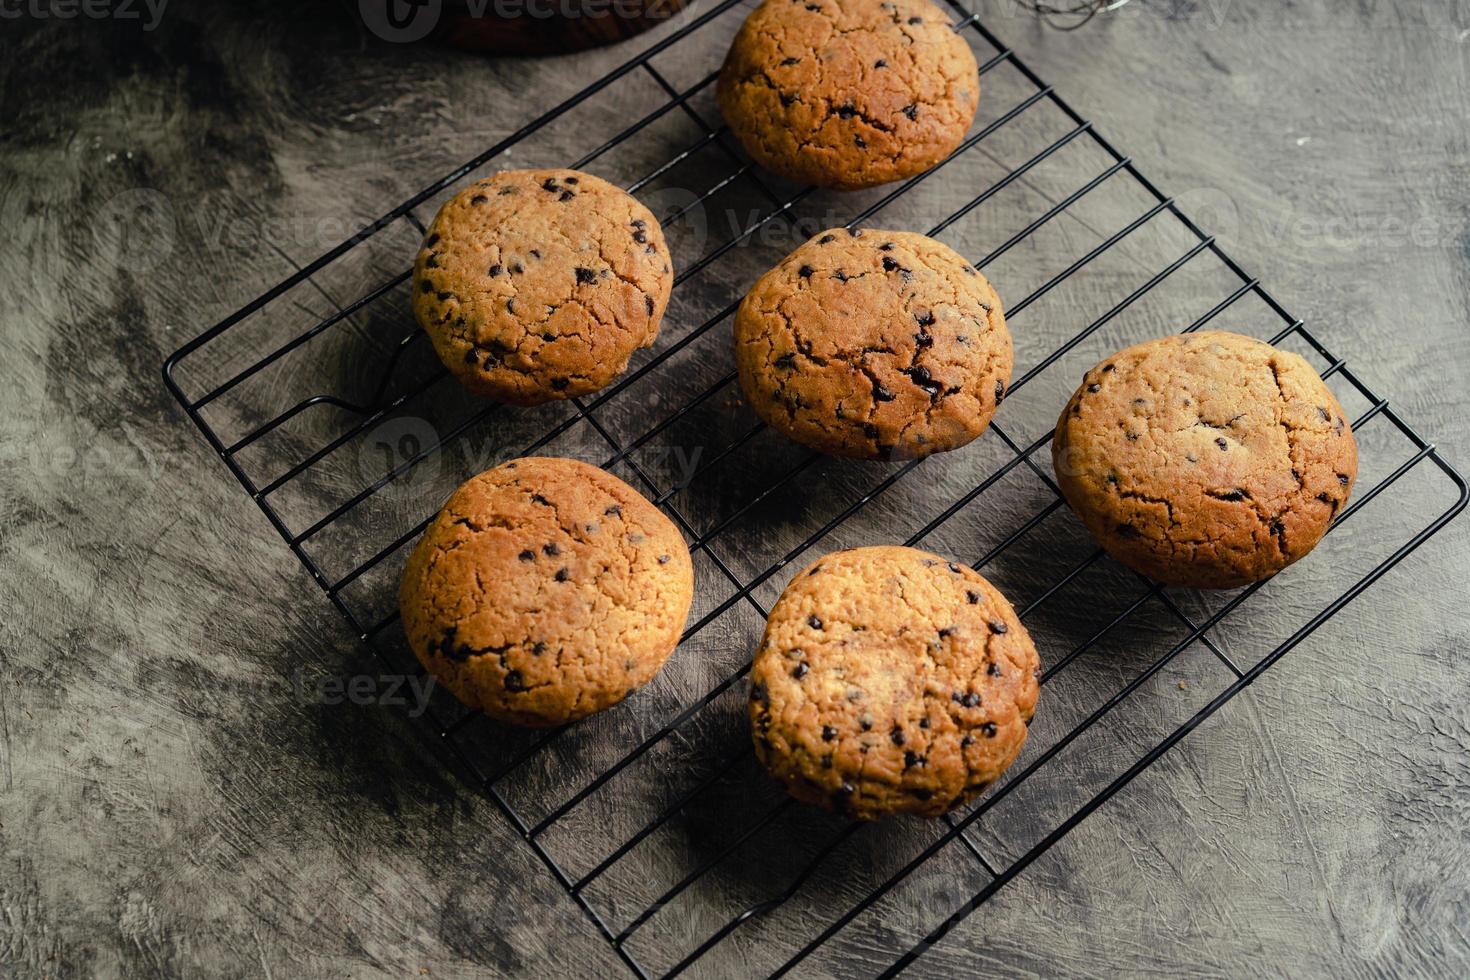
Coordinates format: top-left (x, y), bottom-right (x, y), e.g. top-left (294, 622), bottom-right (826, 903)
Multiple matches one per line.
top-left (162, 2), bottom-right (1468, 975)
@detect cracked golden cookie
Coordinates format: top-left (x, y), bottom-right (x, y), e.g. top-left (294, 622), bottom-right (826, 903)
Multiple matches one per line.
top-left (1052, 331), bottom-right (1358, 589)
top-left (716, 0), bottom-right (979, 189)
top-left (398, 456), bottom-right (693, 726)
top-left (411, 169), bottom-right (673, 405)
top-left (749, 546), bottom-right (1039, 820)
top-left (734, 228), bottom-right (1011, 460)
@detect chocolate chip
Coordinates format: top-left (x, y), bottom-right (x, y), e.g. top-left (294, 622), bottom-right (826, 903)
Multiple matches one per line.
top-left (919, 717), bottom-right (930, 729)
top-left (1216, 437), bottom-right (1229, 450)
top-left (837, 102), bottom-right (857, 119)
top-left (464, 349), bottom-right (478, 365)
top-left (821, 754), bottom-right (833, 768)
top-left (565, 176), bottom-right (578, 185)
top-left (987, 662), bottom-right (1001, 677)
top-left (872, 382), bottom-right (895, 402)
top-left (553, 567), bottom-right (569, 582)
top-left (436, 290), bottom-right (452, 301)
top-left (506, 299), bottom-right (516, 314)
top-left (605, 504), bottom-right (621, 517)
top-left (989, 620), bottom-right (1008, 634)
top-left (911, 788), bottom-right (933, 800)
top-left (790, 661), bottom-right (810, 680)
top-left (860, 716), bottom-right (873, 731)
top-left (541, 178), bottom-right (559, 192)
top-left (1087, 383), bottom-right (1101, 393)
top-left (504, 670), bottom-right (527, 692)
top-left (559, 189), bottom-right (576, 201)
top-left (1102, 363), bottom-right (1115, 372)
top-left (819, 234), bottom-right (836, 244)
top-left (550, 377), bottom-right (570, 392)
top-left (995, 379), bottom-right (1006, 404)
top-left (808, 615), bottom-right (823, 630)
top-left (780, 92), bottom-right (796, 107)
top-left (488, 264), bottom-right (502, 276)
top-left (882, 256), bottom-right (900, 272)
top-left (907, 14), bottom-right (922, 22)
top-left (798, 264), bottom-right (814, 279)
top-left (966, 590), bottom-right (980, 604)
top-left (901, 104), bottom-right (918, 120)
top-left (904, 750), bottom-right (923, 769)
top-left (832, 269), bottom-right (849, 282)
top-left (1338, 473), bottom-right (1350, 485)
top-left (805, 2), bottom-right (820, 8)
top-left (542, 542), bottom-right (559, 556)
top-left (1317, 406), bottom-right (1331, 422)
top-left (775, 353), bottom-right (797, 370)
top-left (574, 267), bottom-right (597, 285)
top-left (890, 726), bottom-right (905, 746)
top-left (821, 725), bottom-right (837, 741)
top-left (418, 280), bottom-right (433, 294)
top-left (781, 56), bottom-right (800, 65)
top-left (854, 135), bottom-right (866, 149)
top-left (874, 58), bottom-right (887, 68)
top-left (863, 423), bottom-right (880, 439)
top-left (981, 722), bottom-right (997, 738)
top-left (915, 310), bottom-right (935, 327)
top-left (470, 194), bottom-right (487, 205)
top-left (938, 626), bottom-right (956, 639)
top-left (961, 735), bottom-right (974, 747)
top-left (905, 365), bottom-right (942, 396)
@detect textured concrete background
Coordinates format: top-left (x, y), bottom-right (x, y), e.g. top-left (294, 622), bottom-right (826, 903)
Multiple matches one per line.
top-left (2, 0), bottom-right (1469, 977)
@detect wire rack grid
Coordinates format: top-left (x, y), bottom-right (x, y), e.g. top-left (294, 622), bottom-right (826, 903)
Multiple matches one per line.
top-left (161, 2), bottom-right (1467, 976)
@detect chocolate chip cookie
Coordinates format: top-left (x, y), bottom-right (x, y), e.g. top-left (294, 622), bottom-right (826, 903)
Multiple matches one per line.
top-left (749, 546), bottom-right (1040, 820)
top-left (398, 456), bottom-right (694, 726)
top-left (734, 228), bottom-right (1011, 460)
top-left (412, 169), bottom-right (673, 405)
top-left (716, 0), bottom-right (979, 190)
top-left (1052, 331), bottom-right (1358, 589)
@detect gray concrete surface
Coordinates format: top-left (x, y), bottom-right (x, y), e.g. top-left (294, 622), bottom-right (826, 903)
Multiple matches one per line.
top-left (2, 0), bottom-right (1468, 977)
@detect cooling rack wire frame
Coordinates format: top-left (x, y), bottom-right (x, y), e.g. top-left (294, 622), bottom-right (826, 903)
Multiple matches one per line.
top-left (161, 1), bottom-right (1467, 976)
